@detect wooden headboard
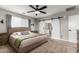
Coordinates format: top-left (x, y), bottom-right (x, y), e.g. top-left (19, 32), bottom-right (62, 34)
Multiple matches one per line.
top-left (9, 27), bottom-right (30, 34)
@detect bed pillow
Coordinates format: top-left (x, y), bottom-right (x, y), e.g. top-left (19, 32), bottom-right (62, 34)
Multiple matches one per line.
top-left (12, 31), bottom-right (30, 35)
top-left (12, 32), bottom-right (21, 35)
top-left (21, 31), bottom-right (29, 35)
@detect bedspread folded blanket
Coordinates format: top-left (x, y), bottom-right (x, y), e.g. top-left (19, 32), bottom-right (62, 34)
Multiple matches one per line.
top-left (14, 38), bottom-right (23, 48)
top-left (14, 33), bottom-right (45, 48)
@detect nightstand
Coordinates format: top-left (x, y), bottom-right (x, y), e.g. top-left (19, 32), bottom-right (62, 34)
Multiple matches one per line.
top-left (0, 33), bottom-right (8, 45)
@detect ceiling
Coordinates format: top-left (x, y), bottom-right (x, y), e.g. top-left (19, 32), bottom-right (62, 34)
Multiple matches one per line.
top-left (0, 5), bottom-right (75, 18)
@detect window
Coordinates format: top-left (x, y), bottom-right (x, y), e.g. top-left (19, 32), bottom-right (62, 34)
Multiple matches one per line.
top-left (11, 16), bottom-right (28, 27)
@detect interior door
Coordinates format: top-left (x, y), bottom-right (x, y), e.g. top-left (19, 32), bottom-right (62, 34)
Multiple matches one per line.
top-left (68, 15), bottom-right (77, 43)
top-left (69, 29), bottom-right (77, 43)
top-left (51, 19), bottom-right (60, 39)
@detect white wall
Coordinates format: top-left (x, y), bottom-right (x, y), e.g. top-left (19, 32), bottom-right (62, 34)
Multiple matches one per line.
top-left (0, 10), bottom-right (7, 33)
top-left (69, 15), bottom-right (79, 30)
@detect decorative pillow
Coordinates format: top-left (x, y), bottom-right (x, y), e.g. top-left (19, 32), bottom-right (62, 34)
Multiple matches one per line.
top-left (12, 32), bottom-right (21, 35)
top-left (12, 31), bottom-right (30, 35)
top-left (21, 31), bottom-right (29, 35)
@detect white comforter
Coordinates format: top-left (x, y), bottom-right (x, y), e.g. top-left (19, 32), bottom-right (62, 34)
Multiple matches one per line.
top-left (9, 32), bottom-right (48, 49)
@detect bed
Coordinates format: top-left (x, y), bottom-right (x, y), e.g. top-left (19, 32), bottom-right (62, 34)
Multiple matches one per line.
top-left (9, 27), bottom-right (48, 53)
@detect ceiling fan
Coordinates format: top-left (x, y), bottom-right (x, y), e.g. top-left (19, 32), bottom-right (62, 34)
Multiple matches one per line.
top-left (26, 5), bottom-right (47, 16)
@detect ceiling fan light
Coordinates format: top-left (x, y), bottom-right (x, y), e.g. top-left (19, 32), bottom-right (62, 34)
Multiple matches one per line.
top-left (34, 11), bottom-right (40, 14)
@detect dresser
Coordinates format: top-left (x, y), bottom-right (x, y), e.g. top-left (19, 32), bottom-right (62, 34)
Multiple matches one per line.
top-left (0, 33), bottom-right (8, 45)
top-left (77, 30), bottom-right (79, 52)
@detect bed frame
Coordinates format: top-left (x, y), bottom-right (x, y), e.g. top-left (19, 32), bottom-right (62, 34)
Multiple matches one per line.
top-left (9, 27), bottom-right (48, 53)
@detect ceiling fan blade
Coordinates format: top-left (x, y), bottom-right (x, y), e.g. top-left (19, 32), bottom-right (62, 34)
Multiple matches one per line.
top-left (39, 11), bottom-right (47, 14)
top-left (27, 11), bottom-right (35, 13)
top-left (38, 6), bottom-right (47, 10)
top-left (29, 5), bottom-right (36, 10)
